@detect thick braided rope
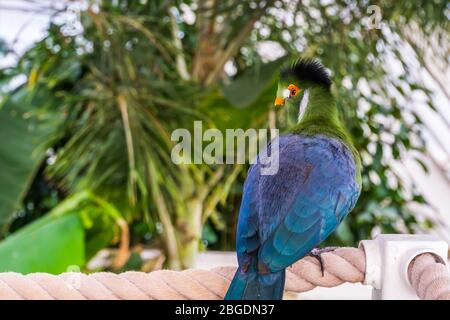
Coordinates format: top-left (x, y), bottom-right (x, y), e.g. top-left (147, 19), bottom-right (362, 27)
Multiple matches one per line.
top-left (0, 247), bottom-right (448, 299)
top-left (0, 247), bottom-right (364, 299)
top-left (408, 253), bottom-right (450, 300)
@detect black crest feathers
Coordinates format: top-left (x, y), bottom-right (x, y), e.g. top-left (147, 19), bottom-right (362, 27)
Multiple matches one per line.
top-left (280, 58), bottom-right (331, 89)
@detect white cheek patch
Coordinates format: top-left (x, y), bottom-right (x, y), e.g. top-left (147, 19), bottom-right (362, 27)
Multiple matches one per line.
top-left (282, 89), bottom-right (290, 99)
top-left (298, 89), bottom-right (310, 122)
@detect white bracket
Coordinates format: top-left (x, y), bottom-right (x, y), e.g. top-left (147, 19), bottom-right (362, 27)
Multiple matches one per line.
top-left (359, 234), bottom-right (448, 300)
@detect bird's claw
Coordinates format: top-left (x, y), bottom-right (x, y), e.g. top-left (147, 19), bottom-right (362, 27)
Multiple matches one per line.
top-left (308, 247), bottom-right (337, 277)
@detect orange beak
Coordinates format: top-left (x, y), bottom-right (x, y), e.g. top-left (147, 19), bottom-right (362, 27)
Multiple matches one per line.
top-left (274, 97), bottom-right (285, 107)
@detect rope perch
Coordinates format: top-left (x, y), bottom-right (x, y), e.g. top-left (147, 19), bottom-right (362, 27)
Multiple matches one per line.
top-left (408, 253), bottom-right (450, 300)
top-left (0, 247), bottom-right (448, 299)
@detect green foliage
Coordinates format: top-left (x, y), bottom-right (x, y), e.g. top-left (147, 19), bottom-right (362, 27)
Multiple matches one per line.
top-left (0, 87), bottom-right (63, 233)
top-left (0, 213), bottom-right (84, 274)
top-left (0, 0), bottom-right (446, 269)
top-left (222, 57), bottom-right (287, 108)
top-left (45, 191), bottom-right (126, 261)
top-left (246, 0), bottom-right (445, 245)
top-left (0, 188), bottom-right (130, 273)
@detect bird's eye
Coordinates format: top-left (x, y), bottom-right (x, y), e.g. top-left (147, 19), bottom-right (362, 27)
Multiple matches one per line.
top-left (288, 84), bottom-right (300, 98)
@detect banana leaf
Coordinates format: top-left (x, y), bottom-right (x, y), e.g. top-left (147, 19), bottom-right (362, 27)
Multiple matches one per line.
top-left (0, 213), bottom-right (85, 274)
top-left (222, 57), bottom-right (287, 108)
top-left (0, 87), bottom-right (62, 232)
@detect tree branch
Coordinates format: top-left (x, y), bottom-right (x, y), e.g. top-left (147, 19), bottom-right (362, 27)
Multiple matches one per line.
top-left (169, 8), bottom-right (191, 81)
top-left (117, 94), bottom-right (137, 206)
top-left (202, 164), bottom-right (242, 223)
top-left (204, 3), bottom-right (273, 86)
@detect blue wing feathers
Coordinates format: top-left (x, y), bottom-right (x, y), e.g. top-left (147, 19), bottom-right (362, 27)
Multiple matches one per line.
top-left (285, 208), bottom-right (320, 232)
top-left (226, 134), bottom-right (360, 299)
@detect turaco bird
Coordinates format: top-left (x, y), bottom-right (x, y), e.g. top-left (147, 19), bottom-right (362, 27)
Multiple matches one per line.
top-left (225, 59), bottom-right (361, 300)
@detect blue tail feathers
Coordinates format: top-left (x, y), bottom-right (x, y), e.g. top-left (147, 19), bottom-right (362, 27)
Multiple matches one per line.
top-left (224, 267), bottom-right (285, 300)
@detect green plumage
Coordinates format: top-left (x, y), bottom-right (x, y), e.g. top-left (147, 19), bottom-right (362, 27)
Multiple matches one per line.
top-left (276, 61), bottom-right (361, 186)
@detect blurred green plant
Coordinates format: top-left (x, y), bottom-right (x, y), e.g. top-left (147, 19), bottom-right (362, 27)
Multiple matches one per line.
top-left (0, 190), bottom-right (130, 273)
top-left (0, 0), bottom-right (447, 270)
top-left (0, 212), bottom-right (84, 274)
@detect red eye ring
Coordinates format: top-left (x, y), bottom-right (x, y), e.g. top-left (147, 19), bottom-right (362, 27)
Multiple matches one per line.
top-left (288, 84), bottom-right (300, 97)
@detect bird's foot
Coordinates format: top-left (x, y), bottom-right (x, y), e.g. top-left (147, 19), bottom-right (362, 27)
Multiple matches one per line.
top-left (308, 247), bottom-right (338, 277)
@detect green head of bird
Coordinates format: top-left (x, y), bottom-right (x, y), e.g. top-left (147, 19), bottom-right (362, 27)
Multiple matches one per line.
top-left (274, 58), bottom-right (336, 129)
top-left (275, 58), bottom-right (362, 185)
